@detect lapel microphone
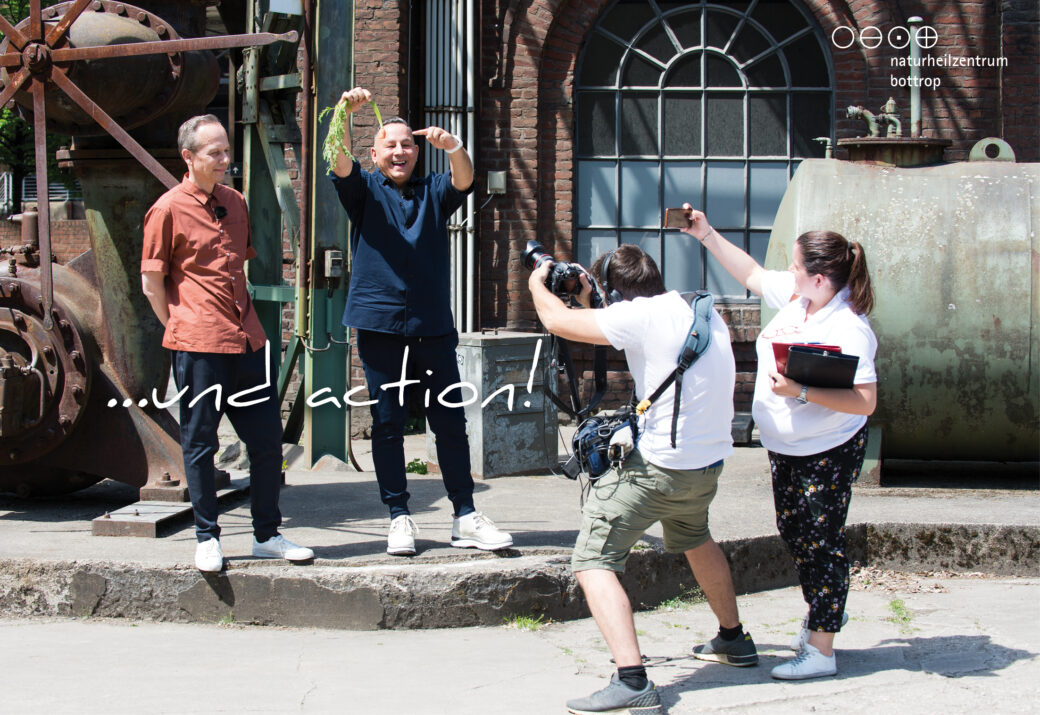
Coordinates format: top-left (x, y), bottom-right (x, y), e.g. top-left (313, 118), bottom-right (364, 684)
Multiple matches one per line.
top-left (214, 206), bottom-right (227, 220)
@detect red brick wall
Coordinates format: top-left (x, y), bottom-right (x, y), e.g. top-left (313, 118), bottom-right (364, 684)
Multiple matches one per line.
top-left (0, 217), bottom-right (90, 263)
top-left (286, 0), bottom-right (1037, 427)
top-left (474, 0), bottom-right (1036, 419)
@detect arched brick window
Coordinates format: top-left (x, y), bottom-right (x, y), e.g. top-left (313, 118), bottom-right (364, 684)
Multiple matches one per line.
top-left (575, 0), bottom-right (834, 298)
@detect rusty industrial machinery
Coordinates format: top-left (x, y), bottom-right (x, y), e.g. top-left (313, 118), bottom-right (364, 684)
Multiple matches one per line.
top-left (0, 0), bottom-right (295, 496)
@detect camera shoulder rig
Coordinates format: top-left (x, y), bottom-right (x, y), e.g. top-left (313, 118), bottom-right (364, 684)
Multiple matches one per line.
top-left (635, 290), bottom-right (715, 448)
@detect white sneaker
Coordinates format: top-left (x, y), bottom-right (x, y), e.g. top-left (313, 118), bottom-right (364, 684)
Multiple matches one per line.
top-left (771, 643), bottom-right (837, 680)
top-left (252, 535), bottom-right (314, 562)
top-left (451, 512), bottom-right (513, 550)
top-left (387, 515), bottom-right (418, 556)
top-left (790, 611), bottom-right (850, 651)
top-left (195, 538), bottom-right (224, 572)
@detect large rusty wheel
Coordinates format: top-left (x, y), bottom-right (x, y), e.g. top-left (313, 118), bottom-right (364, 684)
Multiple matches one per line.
top-left (0, 0), bottom-right (295, 497)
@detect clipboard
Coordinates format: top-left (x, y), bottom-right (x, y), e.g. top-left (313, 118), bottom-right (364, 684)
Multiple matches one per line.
top-left (772, 342), bottom-right (842, 375)
top-left (784, 345), bottom-right (859, 389)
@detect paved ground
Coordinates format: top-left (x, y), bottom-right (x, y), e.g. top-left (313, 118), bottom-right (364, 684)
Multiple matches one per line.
top-left (1, 432), bottom-right (1036, 570)
top-left (2, 574), bottom-right (1037, 714)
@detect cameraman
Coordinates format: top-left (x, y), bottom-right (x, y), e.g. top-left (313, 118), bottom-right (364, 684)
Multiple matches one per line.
top-left (529, 245), bottom-right (757, 715)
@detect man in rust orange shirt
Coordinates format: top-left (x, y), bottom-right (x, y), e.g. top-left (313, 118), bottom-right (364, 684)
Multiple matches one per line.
top-left (141, 115), bottom-right (313, 572)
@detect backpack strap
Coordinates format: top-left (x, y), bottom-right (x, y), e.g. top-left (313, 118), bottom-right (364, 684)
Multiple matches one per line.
top-left (635, 291), bottom-right (715, 448)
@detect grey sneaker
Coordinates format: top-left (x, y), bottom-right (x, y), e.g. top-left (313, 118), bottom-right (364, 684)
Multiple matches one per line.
top-left (692, 631), bottom-right (758, 667)
top-left (790, 611), bottom-right (850, 652)
top-left (566, 673), bottom-right (663, 715)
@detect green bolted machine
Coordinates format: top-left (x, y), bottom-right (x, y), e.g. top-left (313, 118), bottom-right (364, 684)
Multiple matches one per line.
top-left (239, 0), bottom-right (353, 469)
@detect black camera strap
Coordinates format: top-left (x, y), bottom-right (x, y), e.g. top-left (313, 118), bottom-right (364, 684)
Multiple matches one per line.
top-left (544, 336), bottom-right (607, 421)
top-left (635, 291), bottom-right (715, 448)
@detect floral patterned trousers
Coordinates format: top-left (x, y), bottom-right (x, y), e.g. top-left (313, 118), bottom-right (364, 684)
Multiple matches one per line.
top-left (768, 424), bottom-right (868, 633)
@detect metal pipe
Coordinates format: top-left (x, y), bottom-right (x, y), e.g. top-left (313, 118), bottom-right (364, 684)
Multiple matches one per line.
top-left (465, 0), bottom-right (475, 332)
top-left (908, 16), bottom-right (922, 138)
top-left (300, 0), bottom-right (313, 292)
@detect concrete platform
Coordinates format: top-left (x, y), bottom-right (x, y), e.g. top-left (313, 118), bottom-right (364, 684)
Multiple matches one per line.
top-left (1, 433), bottom-right (1037, 630)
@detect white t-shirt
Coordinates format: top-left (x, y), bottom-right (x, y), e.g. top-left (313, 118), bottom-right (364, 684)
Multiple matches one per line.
top-left (595, 291), bottom-right (735, 470)
top-left (754, 270), bottom-right (878, 456)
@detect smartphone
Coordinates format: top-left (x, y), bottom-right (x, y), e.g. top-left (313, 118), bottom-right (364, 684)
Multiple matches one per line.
top-left (664, 208), bottom-right (690, 229)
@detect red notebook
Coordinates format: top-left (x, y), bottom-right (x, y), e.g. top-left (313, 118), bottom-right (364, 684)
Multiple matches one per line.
top-left (772, 342), bottom-right (842, 375)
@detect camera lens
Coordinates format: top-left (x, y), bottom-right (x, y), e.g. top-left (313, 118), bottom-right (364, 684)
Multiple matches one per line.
top-left (522, 240), bottom-right (551, 271)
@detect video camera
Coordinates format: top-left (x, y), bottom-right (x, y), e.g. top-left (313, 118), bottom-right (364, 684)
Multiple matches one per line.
top-left (522, 240), bottom-right (604, 309)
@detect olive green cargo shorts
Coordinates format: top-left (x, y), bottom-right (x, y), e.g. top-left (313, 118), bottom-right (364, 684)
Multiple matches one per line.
top-left (571, 450), bottom-right (723, 573)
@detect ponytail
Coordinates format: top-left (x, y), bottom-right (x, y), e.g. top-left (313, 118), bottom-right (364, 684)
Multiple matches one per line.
top-left (846, 241), bottom-right (874, 315)
top-left (796, 231), bottom-right (875, 315)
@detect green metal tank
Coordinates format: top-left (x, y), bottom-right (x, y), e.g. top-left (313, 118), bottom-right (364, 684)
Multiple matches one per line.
top-left (764, 155), bottom-right (1039, 461)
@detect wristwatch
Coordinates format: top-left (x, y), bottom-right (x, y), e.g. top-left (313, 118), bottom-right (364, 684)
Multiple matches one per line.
top-left (796, 385), bottom-right (809, 404)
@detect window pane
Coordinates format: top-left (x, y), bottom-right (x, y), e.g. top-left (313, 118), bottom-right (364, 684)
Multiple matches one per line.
top-left (636, 23), bottom-right (679, 64)
top-left (663, 161), bottom-right (703, 212)
top-left (745, 53), bottom-right (786, 87)
top-left (706, 231), bottom-right (748, 297)
top-left (751, 0), bottom-right (808, 43)
top-left (621, 94), bottom-right (658, 155)
top-left (749, 162), bottom-right (789, 226)
top-left (705, 10), bottom-right (740, 49)
top-left (664, 53), bottom-right (700, 87)
top-left (663, 96), bottom-right (701, 156)
top-left (705, 161), bottom-right (745, 227)
top-left (580, 32), bottom-right (624, 85)
top-left (664, 230), bottom-right (703, 293)
top-left (621, 230), bottom-right (662, 266)
top-left (791, 93), bottom-right (830, 157)
top-left (577, 231), bottom-right (618, 268)
top-left (623, 54), bottom-right (663, 87)
top-left (577, 92), bottom-right (616, 156)
top-left (600, 0), bottom-right (656, 43)
top-left (750, 231), bottom-right (770, 267)
top-left (749, 95), bottom-right (786, 156)
top-left (729, 23), bottom-right (771, 64)
top-left (620, 162), bottom-right (659, 227)
top-left (785, 34), bottom-right (830, 88)
top-left (665, 9), bottom-right (701, 50)
top-left (705, 94), bottom-right (743, 156)
top-left (577, 161), bottom-right (617, 226)
top-left (706, 55), bottom-right (742, 87)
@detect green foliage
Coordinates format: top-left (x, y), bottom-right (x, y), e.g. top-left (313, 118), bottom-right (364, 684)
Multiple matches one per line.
top-left (503, 613), bottom-right (547, 631)
top-left (656, 587), bottom-right (706, 611)
top-left (218, 610), bottom-right (235, 627)
top-left (405, 458), bottom-right (427, 475)
top-left (318, 100), bottom-right (383, 174)
top-left (887, 598), bottom-right (916, 633)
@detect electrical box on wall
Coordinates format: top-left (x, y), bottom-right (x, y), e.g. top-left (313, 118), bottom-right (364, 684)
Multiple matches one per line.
top-left (487, 171), bottom-right (507, 194)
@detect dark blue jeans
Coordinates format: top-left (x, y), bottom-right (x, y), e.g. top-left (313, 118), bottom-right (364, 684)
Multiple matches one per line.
top-left (356, 329), bottom-right (475, 520)
top-left (173, 345), bottom-right (283, 542)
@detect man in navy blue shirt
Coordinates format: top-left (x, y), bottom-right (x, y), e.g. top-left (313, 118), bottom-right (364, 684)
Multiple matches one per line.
top-left (329, 87), bottom-right (512, 556)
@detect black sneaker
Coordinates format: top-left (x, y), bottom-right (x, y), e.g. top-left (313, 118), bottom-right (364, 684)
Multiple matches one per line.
top-left (692, 631), bottom-right (759, 667)
top-left (566, 673), bottom-right (664, 714)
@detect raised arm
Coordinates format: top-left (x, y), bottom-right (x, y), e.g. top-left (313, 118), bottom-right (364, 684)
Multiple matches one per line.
top-left (528, 263), bottom-right (610, 346)
top-left (331, 87), bottom-right (372, 178)
top-left (413, 126), bottom-right (474, 192)
top-left (678, 204), bottom-right (766, 297)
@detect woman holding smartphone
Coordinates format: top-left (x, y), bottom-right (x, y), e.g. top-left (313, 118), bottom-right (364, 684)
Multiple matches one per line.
top-left (680, 204), bottom-right (877, 680)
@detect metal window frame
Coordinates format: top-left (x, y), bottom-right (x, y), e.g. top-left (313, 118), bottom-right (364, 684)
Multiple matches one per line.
top-left (424, 0), bottom-right (476, 332)
top-left (574, 0), bottom-right (835, 300)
